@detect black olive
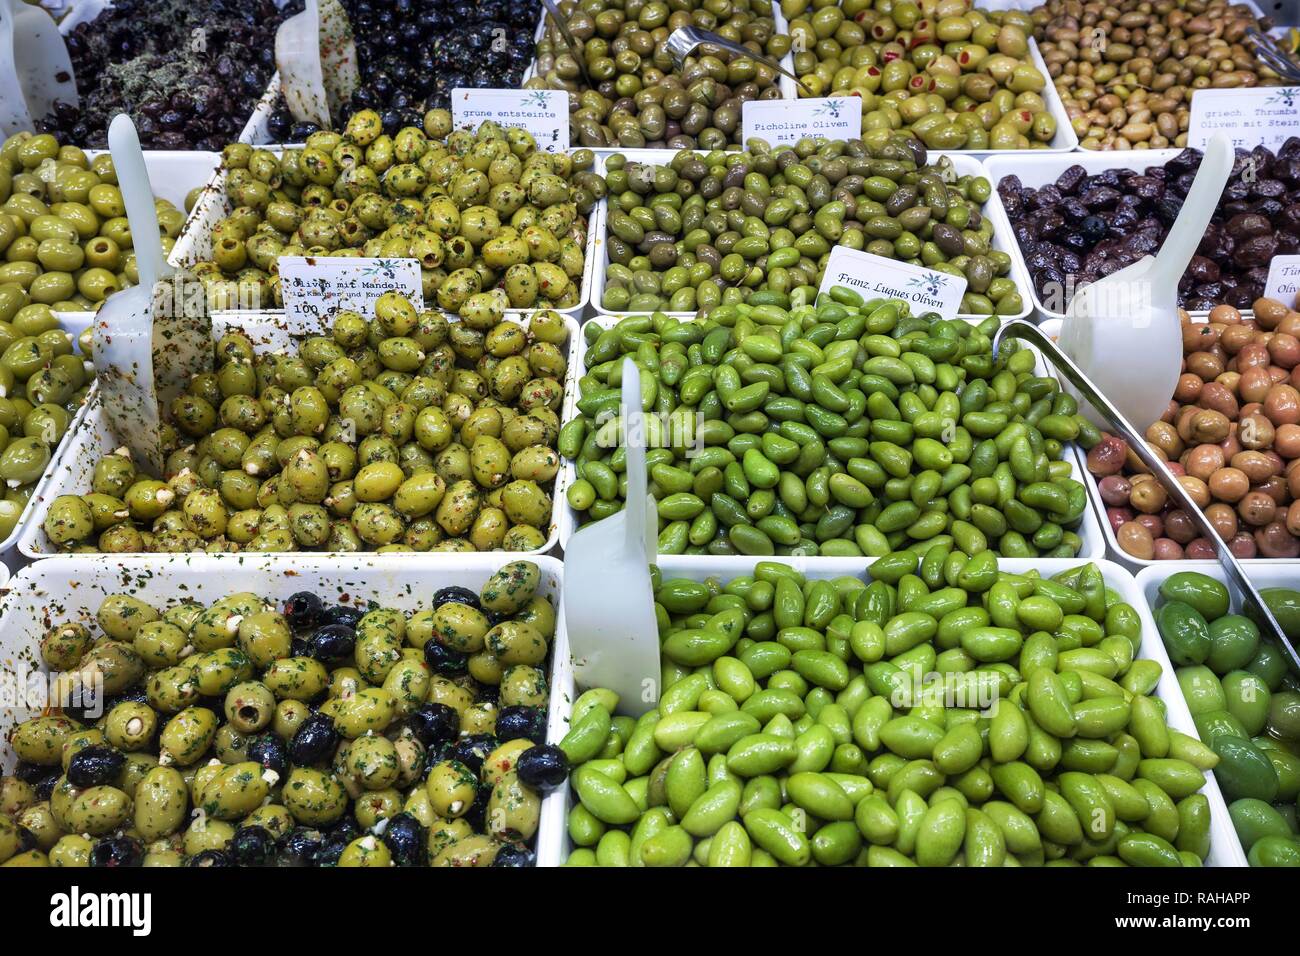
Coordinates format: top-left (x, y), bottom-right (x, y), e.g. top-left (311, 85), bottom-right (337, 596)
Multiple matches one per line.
top-left (495, 705), bottom-right (546, 744)
top-left (315, 833), bottom-right (351, 867)
top-left (433, 586), bottom-right (480, 610)
top-left (15, 826), bottom-right (37, 853)
top-left (231, 825), bottom-right (276, 866)
top-left (381, 813), bottom-right (425, 866)
top-left (277, 827), bottom-right (323, 866)
top-left (187, 849), bottom-right (233, 867)
top-left (32, 768), bottom-right (60, 802)
top-left (289, 712), bottom-right (339, 765)
top-left (67, 744), bottom-right (126, 789)
top-left (423, 638), bottom-right (469, 676)
top-left (322, 605), bottom-right (365, 629)
top-left (247, 733), bottom-right (288, 777)
top-left (406, 702), bottom-right (461, 746)
top-left (307, 623), bottom-right (356, 662)
top-left (492, 843), bottom-right (535, 867)
top-left (13, 761), bottom-right (49, 784)
top-left (284, 591), bottom-right (324, 630)
top-left (515, 744), bottom-right (569, 792)
top-left (463, 783), bottom-right (492, 831)
top-left (448, 733), bottom-right (497, 775)
top-left (90, 835), bottom-right (144, 867)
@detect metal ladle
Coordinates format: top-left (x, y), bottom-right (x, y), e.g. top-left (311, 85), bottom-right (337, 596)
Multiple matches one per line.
top-left (994, 319), bottom-right (1299, 676)
top-left (665, 25), bottom-right (813, 95)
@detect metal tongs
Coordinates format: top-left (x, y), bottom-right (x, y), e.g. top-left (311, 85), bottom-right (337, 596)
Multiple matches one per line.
top-left (1245, 26), bottom-right (1300, 84)
top-left (665, 25), bottom-right (812, 95)
top-left (995, 320), bottom-right (1300, 676)
top-left (539, 0), bottom-right (593, 89)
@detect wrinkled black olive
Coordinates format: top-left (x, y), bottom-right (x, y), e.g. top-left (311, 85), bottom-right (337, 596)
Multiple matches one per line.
top-left (90, 835), bottom-right (144, 867)
top-left (495, 705), bottom-right (547, 744)
top-left (67, 744), bottom-right (126, 789)
top-left (231, 825), bottom-right (276, 866)
top-left (423, 638), bottom-right (469, 676)
top-left (407, 702), bottom-right (461, 747)
top-left (381, 813), bottom-right (425, 866)
top-left (278, 827), bottom-right (323, 866)
top-left (284, 591), bottom-right (324, 630)
top-left (322, 606), bottom-right (365, 629)
top-left (187, 849), bottom-right (233, 867)
top-left (516, 744), bottom-right (569, 792)
top-left (448, 734), bottom-right (498, 774)
top-left (492, 843), bottom-right (535, 867)
top-left (289, 711), bottom-right (339, 765)
top-left (247, 733), bottom-right (288, 777)
top-left (307, 623), bottom-right (356, 662)
top-left (433, 586), bottom-right (481, 610)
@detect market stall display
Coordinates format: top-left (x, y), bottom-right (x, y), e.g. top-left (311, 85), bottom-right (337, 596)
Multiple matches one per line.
top-left (0, 554), bottom-right (563, 867)
top-left (2, 0), bottom-right (1300, 874)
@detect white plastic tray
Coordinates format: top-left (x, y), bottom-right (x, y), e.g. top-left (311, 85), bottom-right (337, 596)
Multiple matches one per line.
top-left (984, 147), bottom-right (1256, 325)
top-left (0, 553), bottom-right (565, 778)
top-left (537, 555), bottom-right (1247, 866)
top-left (168, 146), bottom-right (599, 325)
top-left (590, 150), bottom-right (1033, 324)
top-left (17, 308), bottom-right (581, 559)
top-left (557, 313), bottom-right (1107, 559)
top-left (522, 0), bottom-right (799, 138)
top-left (0, 312), bottom-right (95, 561)
top-left (1135, 559), bottom-right (1300, 865)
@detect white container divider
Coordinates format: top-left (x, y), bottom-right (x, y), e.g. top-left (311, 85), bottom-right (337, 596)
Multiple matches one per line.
top-left (981, 148), bottom-right (1247, 326)
top-left (0, 553), bottom-right (565, 778)
top-left (590, 149), bottom-right (1033, 323)
top-left (167, 145), bottom-right (600, 325)
top-left (17, 308), bottom-right (581, 559)
top-left (1135, 559), bottom-right (1300, 865)
top-left (537, 555), bottom-right (1247, 866)
top-left (556, 313), bottom-right (1107, 560)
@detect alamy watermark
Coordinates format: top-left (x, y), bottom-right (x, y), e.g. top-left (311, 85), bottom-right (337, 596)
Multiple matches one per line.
top-left (1, 662), bottom-right (104, 719)
top-left (889, 670), bottom-right (1000, 714)
top-left (1037, 274), bottom-right (1153, 319)
top-left (592, 407), bottom-right (707, 457)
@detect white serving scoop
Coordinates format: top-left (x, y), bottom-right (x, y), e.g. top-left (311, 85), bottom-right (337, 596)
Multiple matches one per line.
top-left (562, 358), bottom-right (661, 716)
top-left (92, 114), bottom-right (212, 477)
top-left (276, 0), bottom-right (359, 129)
top-left (0, 0), bottom-right (79, 136)
top-left (1058, 133), bottom-right (1234, 432)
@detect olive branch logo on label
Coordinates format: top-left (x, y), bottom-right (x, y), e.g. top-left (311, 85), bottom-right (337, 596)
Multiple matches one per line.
top-left (523, 91), bottom-right (553, 109)
top-left (813, 99), bottom-right (843, 119)
top-left (1266, 88), bottom-right (1299, 109)
top-left (908, 272), bottom-right (948, 297)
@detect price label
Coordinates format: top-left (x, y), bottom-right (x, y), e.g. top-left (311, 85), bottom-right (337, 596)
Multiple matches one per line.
top-left (279, 256), bottom-right (423, 323)
top-left (1187, 86), bottom-right (1300, 151)
top-left (1264, 255), bottom-right (1300, 309)
top-left (451, 88), bottom-right (570, 151)
top-left (818, 246), bottom-right (967, 321)
top-left (741, 97), bottom-right (861, 147)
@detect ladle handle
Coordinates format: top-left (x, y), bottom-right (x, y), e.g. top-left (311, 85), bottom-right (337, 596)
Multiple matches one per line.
top-left (620, 357), bottom-right (649, 558)
top-left (994, 319), bottom-right (1299, 676)
top-left (1147, 133), bottom-right (1233, 289)
top-left (107, 114), bottom-right (165, 290)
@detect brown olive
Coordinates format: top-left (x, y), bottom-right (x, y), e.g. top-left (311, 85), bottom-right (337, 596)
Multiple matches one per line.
top-left (1116, 520), bottom-right (1155, 560)
top-left (1255, 521), bottom-right (1300, 558)
top-left (1164, 509), bottom-right (1198, 544)
top-left (1152, 538), bottom-right (1184, 560)
top-left (1207, 466), bottom-right (1249, 503)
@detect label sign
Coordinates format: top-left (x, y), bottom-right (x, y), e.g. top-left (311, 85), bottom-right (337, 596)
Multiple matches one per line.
top-left (279, 256), bottom-right (423, 322)
top-left (1264, 255), bottom-right (1300, 308)
top-left (452, 88), bottom-right (569, 151)
top-left (1188, 87), bottom-right (1300, 150)
top-left (818, 246), bottom-right (967, 320)
top-left (742, 97), bottom-right (861, 147)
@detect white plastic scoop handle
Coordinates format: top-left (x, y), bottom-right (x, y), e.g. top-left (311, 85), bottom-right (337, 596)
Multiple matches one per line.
top-left (0, 0), bottom-right (79, 136)
top-left (1059, 133), bottom-right (1234, 431)
top-left (562, 358), bottom-right (661, 715)
top-left (92, 114), bottom-right (211, 477)
top-left (276, 0), bottom-right (358, 129)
